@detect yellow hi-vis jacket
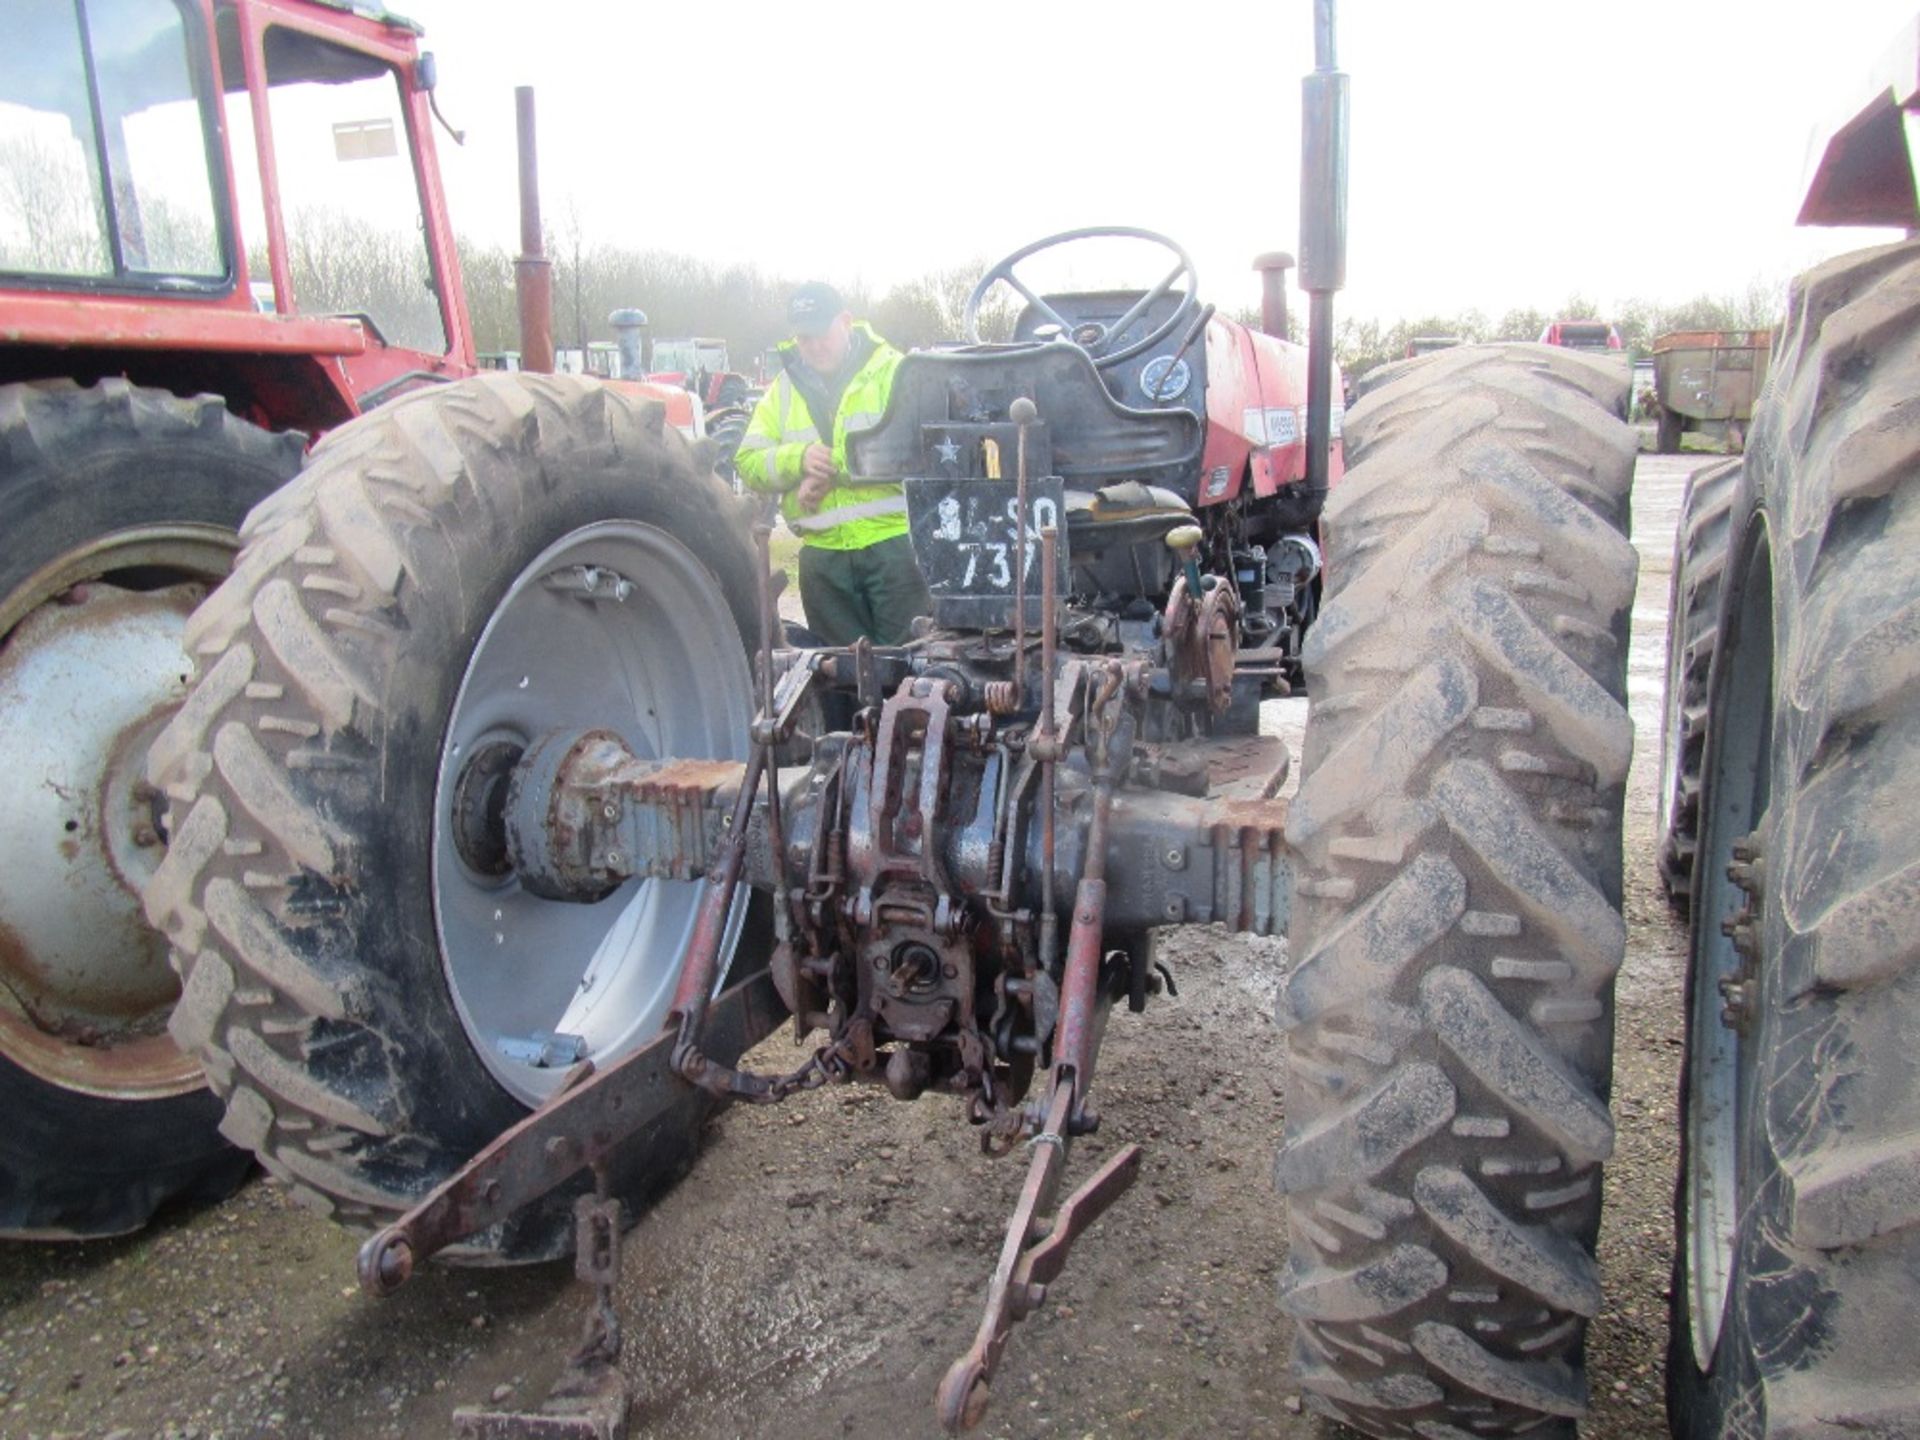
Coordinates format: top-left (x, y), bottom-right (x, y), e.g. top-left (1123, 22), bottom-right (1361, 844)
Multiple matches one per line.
top-left (735, 322), bottom-right (907, 551)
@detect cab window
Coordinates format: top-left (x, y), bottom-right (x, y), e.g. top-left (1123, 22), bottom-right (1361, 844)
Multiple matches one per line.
top-left (0, 0), bottom-right (226, 286)
top-left (230, 24), bottom-right (446, 353)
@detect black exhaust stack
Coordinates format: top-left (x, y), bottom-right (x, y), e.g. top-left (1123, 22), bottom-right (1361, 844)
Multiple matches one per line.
top-left (1299, 0), bottom-right (1348, 524)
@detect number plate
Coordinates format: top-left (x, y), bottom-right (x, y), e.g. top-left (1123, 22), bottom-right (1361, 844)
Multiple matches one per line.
top-left (905, 476), bottom-right (1071, 630)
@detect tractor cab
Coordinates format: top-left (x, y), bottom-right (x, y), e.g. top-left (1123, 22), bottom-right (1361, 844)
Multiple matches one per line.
top-left (0, 0), bottom-right (477, 425)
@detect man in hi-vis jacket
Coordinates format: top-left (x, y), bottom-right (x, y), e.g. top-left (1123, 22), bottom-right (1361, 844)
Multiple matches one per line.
top-left (735, 282), bottom-right (930, 645)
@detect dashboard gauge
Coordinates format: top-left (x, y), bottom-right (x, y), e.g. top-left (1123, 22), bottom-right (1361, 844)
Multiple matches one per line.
top-left (1139, 354), bottom-right (1191, 401)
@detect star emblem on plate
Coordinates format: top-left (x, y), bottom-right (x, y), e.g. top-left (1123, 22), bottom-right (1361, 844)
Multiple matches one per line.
top-left (932, 436), bottom-right (962, 467)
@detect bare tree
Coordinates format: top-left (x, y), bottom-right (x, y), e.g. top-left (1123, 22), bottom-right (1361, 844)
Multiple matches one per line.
top-left (0, 133), bottom-right (107, 274)
top-left (872, 260), bottom-right (1018, 349)
top-left (283, 206), bottom-right (444, 353)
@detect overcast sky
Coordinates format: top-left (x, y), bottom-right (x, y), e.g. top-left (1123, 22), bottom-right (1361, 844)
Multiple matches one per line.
top-left (396, 0), bottom-right (1919, 325)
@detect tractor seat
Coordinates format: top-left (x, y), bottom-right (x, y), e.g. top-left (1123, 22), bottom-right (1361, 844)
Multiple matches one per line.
top-left (1064, 481), bottom-right (1194, 552)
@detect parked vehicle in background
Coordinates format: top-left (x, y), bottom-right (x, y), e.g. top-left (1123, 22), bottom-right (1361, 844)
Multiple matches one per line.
top-left (1538, 317), bottom-right (1624, 350)
top-left (1649, 328), bottom-right (1771, 453)
top-left (0, 0), bottom-right (483, 1240)
top-left (642, 336), bottom-right (753, 482)
top-left (1403, 333), bottom-right (1463, 357)
top-left (648, 335), bottom-right (737, 397)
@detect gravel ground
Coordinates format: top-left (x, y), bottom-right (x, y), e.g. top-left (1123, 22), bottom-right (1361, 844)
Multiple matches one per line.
top-left (0, 453), bottom-right (1710, 1440)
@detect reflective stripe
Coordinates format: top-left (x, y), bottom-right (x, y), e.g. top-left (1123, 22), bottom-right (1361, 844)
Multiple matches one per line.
top-left (786, 495), bottom-right (907, 533)
top-left (775, 378), bottom-right (821, 443)
top-left (743, 325), bottom-right (902, 525)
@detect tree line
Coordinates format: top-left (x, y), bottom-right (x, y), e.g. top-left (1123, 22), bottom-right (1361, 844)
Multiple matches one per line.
top-left (1320, 282), bottom-right (1782, 382)
top-left (466, 225), bottom-right (1019, 372)
top-left (0, 148), bottom-right (1784, 384)
top-left (464, 230), bottom-right (1783, 384)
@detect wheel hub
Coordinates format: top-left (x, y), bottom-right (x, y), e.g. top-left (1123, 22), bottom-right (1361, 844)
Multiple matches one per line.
top-left (0, 581), bottom-right (210, 1098)
top-left (450, 740), bottom-right (523, 879)
top-left (432, 523), bottom-right (755, 1108)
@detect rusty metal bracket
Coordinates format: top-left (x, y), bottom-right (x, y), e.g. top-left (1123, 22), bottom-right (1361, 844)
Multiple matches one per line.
top-left (758, 646), bottom-right (827, 749)
top-left (355, 968), bottom-right (785, 1296)
top-left (452, 1187), bottom-right (630, 1440)
top-left (849, 676), bottom-right (961, 927)
top-left (937, 789), bottom-right (1135, 1433)
top-left (935, 1078), bottom-right (1142, 1433)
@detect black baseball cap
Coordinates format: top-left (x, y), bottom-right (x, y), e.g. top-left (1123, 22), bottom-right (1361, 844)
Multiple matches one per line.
top-left (787, 281), bottom-right (845, 336)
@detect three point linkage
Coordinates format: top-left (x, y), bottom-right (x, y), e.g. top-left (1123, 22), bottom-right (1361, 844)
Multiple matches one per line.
top-left (353, 467), bottom-right (1248, 1435)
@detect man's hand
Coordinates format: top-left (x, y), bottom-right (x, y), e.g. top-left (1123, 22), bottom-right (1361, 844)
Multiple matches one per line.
top-left (796, 472), bottom-right (833, 513)
top-left (796, 444), bottom-right (836, 512)
top-left (801, 443), bottom-right (835, 483)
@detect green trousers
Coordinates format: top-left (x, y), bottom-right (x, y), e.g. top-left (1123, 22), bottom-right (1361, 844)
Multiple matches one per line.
top-left (797, 534), bottom-right (931, 646)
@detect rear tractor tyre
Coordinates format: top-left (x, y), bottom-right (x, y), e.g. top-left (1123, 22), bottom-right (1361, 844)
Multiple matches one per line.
top-left (1656, 457), bottom-right (1739, 908)
top-left (0, 379), bottom-right (302, 1238)
top-left (1668, 241), bottom-right (1920, 1436)
top-left (1354, 342), bottom-right (1631, 418)
top-left (1277, 343), bottom-right (1638, 1437)
top-left (144, 374), bottom-right (768, 1260)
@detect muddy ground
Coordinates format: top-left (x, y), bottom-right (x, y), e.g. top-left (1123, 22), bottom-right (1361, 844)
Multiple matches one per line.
top-left (0, 454), bottom-right (1708, 1440)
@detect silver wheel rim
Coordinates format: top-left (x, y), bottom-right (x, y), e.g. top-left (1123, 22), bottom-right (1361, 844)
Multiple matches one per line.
top-left (1684, 870), bottom-right (1742, 1370)
top-left (434, 521), bottom-right (753, 1107)
top-left (1685, 536), bottom-right (1773, 1370)
top-left (1655, 570), bottom-right (1685, 845)
top-left (0, 526), bottom-right (237, 1100)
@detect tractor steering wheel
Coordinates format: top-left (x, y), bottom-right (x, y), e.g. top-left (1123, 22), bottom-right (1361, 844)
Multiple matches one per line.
top-left (963, 226), bottom-right (1200, 370)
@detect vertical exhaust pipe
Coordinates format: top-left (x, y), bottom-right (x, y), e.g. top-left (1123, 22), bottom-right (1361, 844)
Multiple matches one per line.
top-left (514, 85), bottom-right (555, 374)
top-left (609, 309), bottom-right (649, 380)
top-left (1299, 0), bottom-right (1348, 520)
top-left (1252, 252), bottom-right (1294, 340)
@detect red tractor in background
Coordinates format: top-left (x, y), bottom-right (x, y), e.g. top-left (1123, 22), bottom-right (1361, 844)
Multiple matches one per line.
top-left (1538, 317), bottom-right (1624, 351)
top-left (0, 0), bottom-right (697, 1239)
top-left (645, 335), bottom-right (747, 407)
top-left (637, 332), bottom-right (755, 484)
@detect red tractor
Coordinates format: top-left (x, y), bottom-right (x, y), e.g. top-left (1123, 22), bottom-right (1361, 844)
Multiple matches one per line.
top-left (142, 8), bottom-right (1645, 1440)
top-left (0, 0), bottom-right (698, 1239)
top-left (5, 3), bottom-right (1668, 1439)
top-left (645, 335), bottom-right (745, 405)
top-left (1538, 317), bottom-right (1623, 350)
top-left (641, 334), bottom-right (755, 484)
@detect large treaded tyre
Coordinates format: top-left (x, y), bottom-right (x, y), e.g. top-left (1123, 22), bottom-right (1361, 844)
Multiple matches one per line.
top-left (144, 374), bottom-right (767, 1261)
top-left (1352, 343), bottom-right (1631, 417)
top-left (1276, 344), bottom-right (1637, 1436)
top-left (1668, 242), bottom-right (1920, 1436)
top-left (1656, 458), bottom-right (1740, 908)
top-left (0, 379), bottom-right (301, 1238)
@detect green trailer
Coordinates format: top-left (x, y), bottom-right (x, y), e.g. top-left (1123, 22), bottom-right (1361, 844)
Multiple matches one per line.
top-left (1651, 327), bottom-right (1772, 452)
